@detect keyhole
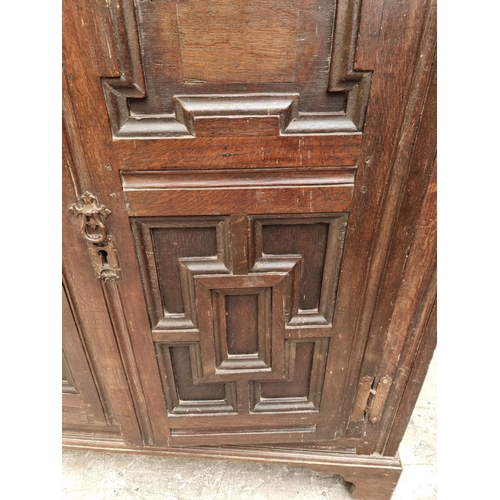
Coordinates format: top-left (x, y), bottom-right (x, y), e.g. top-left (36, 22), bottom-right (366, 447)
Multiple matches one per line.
top-left (98, 250), bottom-right (109, 268)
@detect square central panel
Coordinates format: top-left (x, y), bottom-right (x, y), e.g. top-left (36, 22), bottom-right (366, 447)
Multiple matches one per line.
top-left (194, 273), bottom-right (288, 381)
top-left (177, 0), bottom-right (299, 84)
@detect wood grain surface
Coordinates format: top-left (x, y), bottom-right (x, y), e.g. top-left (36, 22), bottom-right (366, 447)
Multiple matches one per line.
top-left (63, 0), bottom-right (436, 496)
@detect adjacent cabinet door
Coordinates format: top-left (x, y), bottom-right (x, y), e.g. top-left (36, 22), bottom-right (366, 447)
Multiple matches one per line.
top-left (63, 0), bottom-right (436, 451)
top-left (62, 281), bottom-right (108, 428)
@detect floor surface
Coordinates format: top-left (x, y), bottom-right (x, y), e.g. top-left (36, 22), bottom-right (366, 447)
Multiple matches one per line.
top-left (62, 356), bottom-right (436, 499)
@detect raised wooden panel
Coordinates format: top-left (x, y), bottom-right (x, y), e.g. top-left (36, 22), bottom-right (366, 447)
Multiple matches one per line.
top-left (226, 294), bottom-right (259, 355)
top-left (195, 272), bottom-right (288, 381)
top-left (101, 0), bottom-right (372, 137)
top-left (216, 290), bottom-right (271, 368)
top-left (131, 217), bottom-right (230, 331)
top-left (156, 344), bottom-right (237, 415)
top-left (260, 342), bottom-right (314, 399)
top-left (262, 223), bottom-right (328, 310)
top-left (131, 212), bottom-right (348, 441)
top-left (252, 339), bottom-right (329, 412)
top-left (177, 0), bottom-right (299, 83)
top-left (251, 215), bottom-right (348, 327)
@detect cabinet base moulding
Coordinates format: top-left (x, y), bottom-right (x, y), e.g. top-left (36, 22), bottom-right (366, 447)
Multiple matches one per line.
top-left (62, 438), bottom-right (402, 500)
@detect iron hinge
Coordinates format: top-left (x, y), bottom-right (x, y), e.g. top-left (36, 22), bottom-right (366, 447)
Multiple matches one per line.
top-left (350, 375), bottom-right (393, 424)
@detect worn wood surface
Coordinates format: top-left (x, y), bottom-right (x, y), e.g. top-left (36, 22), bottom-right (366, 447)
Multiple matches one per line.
top-left (343, 1), bottom-right (437, 452)
top-left (375, 161), bottom-right (437, 456)
top-left (317, 0), bottom-right (436, 442)
top-left (62, 280), bottom-right (108, 427)
top-left (101, 0), bottom-right (369, 136)
top-left (62, 127), bottom-right (141, 444)
top-left (63, 0), bottom-right (436, 495)
top-left (115, 135), bottom-right (362, 170)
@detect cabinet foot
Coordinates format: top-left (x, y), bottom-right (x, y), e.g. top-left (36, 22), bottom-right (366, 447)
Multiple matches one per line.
top-left (310, 455), bottom-right (402, 500)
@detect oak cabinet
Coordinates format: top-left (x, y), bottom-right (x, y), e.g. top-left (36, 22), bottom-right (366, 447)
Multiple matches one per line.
top-left (62, 0), bottom-right (436, 497)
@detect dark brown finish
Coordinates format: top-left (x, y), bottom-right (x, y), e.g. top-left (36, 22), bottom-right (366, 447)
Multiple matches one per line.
top-left (63, 123), bottom-right (141, 445)
top-left (176, 0), bottom-right (299, 84)
top-left (101, 0), bottom-right (370, 137)
top-left (116, 135), bottom-right (361, 170)
top-left (374, 161), bottom-right (437, 456)
top-left (127, 212), bottom-right (349, 443)
top-left (63, 0), bottom-right (436, 496)
top-left (121, 168), bottom-right (355, 216)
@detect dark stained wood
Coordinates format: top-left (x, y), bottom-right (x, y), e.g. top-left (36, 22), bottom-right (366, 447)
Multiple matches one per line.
top-left (62, 128), bottom-right (141, 444)
top-left (226, 295), bottom-right (259, 355)
top-left (193, 116), bottom-right (282, 137)
top-left (262, 222), bottom-right (329, 310)
top-left (311, 461), bottom-right (401, 500)
top-left (122, 170), bottom-right (354, 216)
top-left (373, 161), bottom-right (437, 455)
top-left (124, 188), bottom-right (351, 216)
top-left (176, 0), bottom-right (299, 84)
top-left (168, 412), bottom-right (318, 430)
top-left (260, 342), bottom-right (314, 399)
top-left (354, 0), bottom-right (384, 70)
top-left (168, 429), bottom-right (319, 447)
top-left (169, 346), bottom-right (227, 402)
top-left (230, 214), bottom-right (250, 275)
top-left (344, 5), bottom-right (437, 450)
top-left (115, 135), bottom-right (361, 170)
top-left (99, 279), bottom-right (156, 446)
top-left (318, 0), bottom-right (436, 441)
top-left (121, 167), bottom-right (355, 189)
top-left (153, 226), bottom-right (218, 315)
top-left (131, 217), bottom-right (228, 331)
top-left (85, 0), bottom-right (119, 77)
top-left (63, 0), bottom-right (436, 495)
top-left (102, 0), bottom-right (368, 136)
top-left (125, 208), bottom-right (349, 442)
top-left (351, 2), bottom-right (437, 387)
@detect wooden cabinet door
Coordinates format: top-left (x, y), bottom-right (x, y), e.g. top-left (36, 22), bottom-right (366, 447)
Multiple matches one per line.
top-left (62, 281), bottom-right (108, 429)
top-left (63, 0), bottom-right (436, 449)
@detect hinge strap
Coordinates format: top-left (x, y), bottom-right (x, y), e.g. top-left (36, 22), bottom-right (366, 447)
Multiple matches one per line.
top-left (350, 375), bottom-right (393, 424)
top-left (368, 375), bottom-right (392, 423)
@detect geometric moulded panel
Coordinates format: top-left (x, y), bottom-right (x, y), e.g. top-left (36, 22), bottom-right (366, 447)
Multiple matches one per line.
top-left (131, 213), bottom-right (347, 416)
top-left (156, 344), bottom-right (237, 415)
top-left (250, 214), bottom-right (348, 326)
top-left (251, 339), bottom-right (329, 412)
top-left (102, 0), bottom-right (372, 137)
